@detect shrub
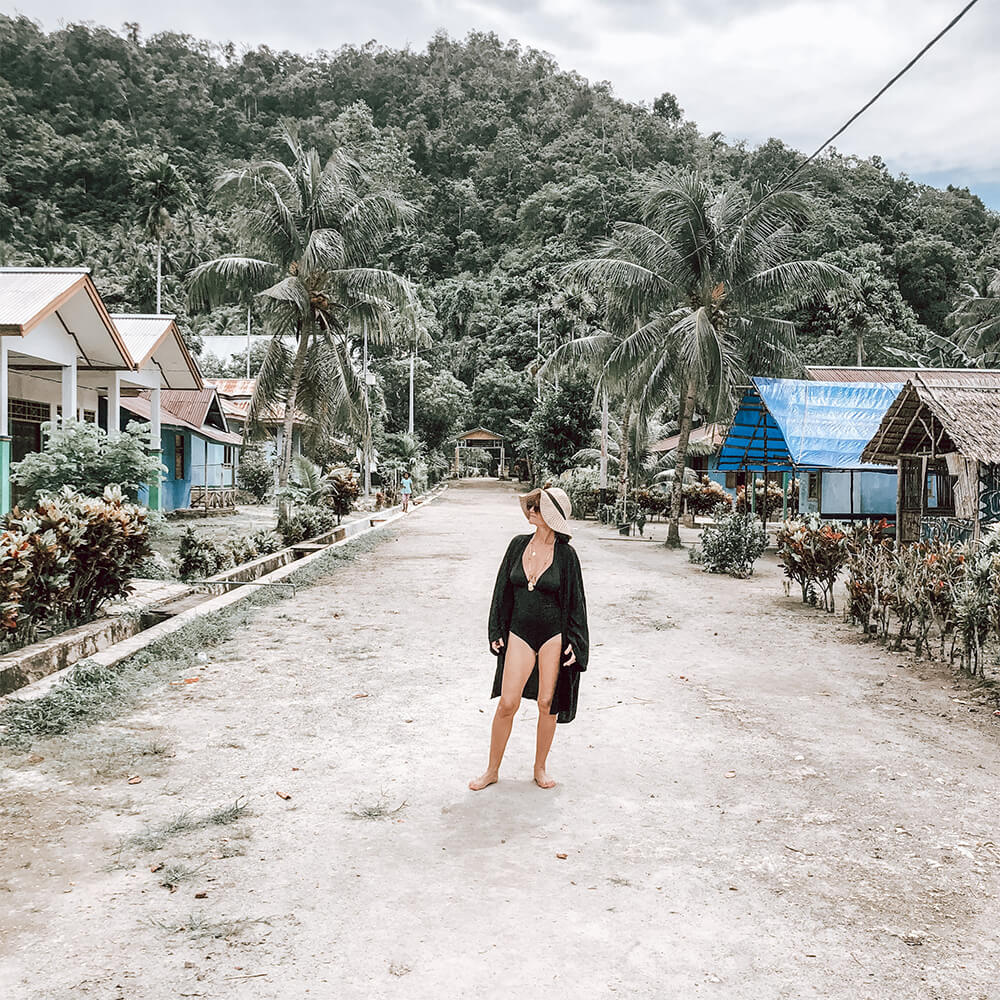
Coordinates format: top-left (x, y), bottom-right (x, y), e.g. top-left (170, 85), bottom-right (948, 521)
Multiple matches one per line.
top-left (681, 476), bottom-right (733, 516)
top-left (555, 468), bottom-right (602, 519)
top-left (736, 477), bottom-right (799, 521)
top-left (0, 486), bottom-right (152, 646)
top-left (633, 487), bottom-right (671, 518)
top-left (277, 505), bottom-right (338, 546)
top-left (236, 445), bottom-right (274, 502)
top-left (699, 508), bottom-right (768, 578)
top-left (11, 419), bottom-right (165, 505)
top-left (176, 527), bottom-right (284, 580)
top-left (776, 516), bottom-right (850, 612)
top-left (280, 456), bottom-right (358, 521)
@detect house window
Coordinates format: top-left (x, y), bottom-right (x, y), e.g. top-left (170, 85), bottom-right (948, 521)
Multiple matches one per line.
top-left (83, 410), bottom-right (96, 424)
top-left (807, 472), bottom-right (822, 503)
top-left (9, 398), bottom-right (52, 424)
top-left (223, 445), bottom-right (235, 465)
top-left (174, 433), bottom-right (185, 480)
top-left (725, 472), bottom-right (737, 489)
top-left (927, 466), bottom-right (955, 512)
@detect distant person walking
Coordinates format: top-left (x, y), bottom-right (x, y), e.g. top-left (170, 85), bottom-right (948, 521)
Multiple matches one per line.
top-left (470, 486), bottom-right (589, 791)
top-left (401, 472), bottom-right (413, 512)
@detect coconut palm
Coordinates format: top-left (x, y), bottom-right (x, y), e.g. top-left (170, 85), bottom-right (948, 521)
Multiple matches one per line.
top-left (187, 122), bottom-right (417, 490)
top-left (948, 268), bottom-right (1000, 359)
top-left (131, 152), bottom-right (191, 313)
top-left (566, 171), bottom-right (845, 546)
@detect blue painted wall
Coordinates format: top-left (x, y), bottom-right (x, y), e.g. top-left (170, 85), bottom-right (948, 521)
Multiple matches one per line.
top-left (137, 427), bottom-right (191, 511)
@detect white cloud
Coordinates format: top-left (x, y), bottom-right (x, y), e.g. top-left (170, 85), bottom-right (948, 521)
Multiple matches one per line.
top-left (13, 0), bottom-right (1000, 195)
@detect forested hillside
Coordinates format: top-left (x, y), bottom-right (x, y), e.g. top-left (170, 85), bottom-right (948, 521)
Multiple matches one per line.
top-left (1, 14), bottom-right (997, 460)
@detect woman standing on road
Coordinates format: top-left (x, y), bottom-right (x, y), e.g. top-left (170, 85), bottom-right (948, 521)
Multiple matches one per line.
top-left (470, 485), bottom-right (589, 791)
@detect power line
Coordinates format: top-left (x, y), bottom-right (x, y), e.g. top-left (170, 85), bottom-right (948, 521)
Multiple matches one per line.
top-left (769, 0), bottom-right (982, 201)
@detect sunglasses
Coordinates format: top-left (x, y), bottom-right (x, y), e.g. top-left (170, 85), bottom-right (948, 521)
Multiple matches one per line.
top-left (526, 500), bottom-right (540, 512)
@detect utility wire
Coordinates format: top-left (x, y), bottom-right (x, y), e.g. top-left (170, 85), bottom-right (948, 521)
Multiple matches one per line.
top-left (590, 0), bottom-right (986, 282)
top-left (767, 0), bottom-right (982, 202)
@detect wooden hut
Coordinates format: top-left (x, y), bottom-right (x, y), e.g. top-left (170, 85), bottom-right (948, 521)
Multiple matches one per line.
top-left (453, 428), bottom-right (505, 477)
top-left (860, 371), bottom-right (1000, 543)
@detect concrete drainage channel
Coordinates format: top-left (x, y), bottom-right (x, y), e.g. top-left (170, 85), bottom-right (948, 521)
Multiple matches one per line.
top-left (0, 487), bottom-right (447, 704)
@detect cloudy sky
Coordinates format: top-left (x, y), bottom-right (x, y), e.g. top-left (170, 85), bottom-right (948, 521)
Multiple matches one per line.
top-left (10, 0), bottom-right (1000, 208)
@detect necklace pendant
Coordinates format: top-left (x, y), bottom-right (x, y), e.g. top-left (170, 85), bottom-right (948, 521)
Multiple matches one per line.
top-left (527, 581), bottom-right (535, 592)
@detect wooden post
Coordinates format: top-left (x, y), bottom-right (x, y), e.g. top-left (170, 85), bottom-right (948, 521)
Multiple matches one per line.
top-left (896, 458), bottom-right (904, 540)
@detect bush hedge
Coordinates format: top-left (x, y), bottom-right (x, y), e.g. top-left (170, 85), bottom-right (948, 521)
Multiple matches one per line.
top-left (176, 527), bottom-right (284, 580)
top-left (0, 486), bottom-right (152, 648)
top-left (698, 508), bottom-right (768, 578)
top-left (277, 505), bottom-right (339, 546)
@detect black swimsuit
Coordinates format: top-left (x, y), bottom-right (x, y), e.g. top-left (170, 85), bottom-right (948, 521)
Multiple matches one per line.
top-left (509, 554), bottom-right (562, 652)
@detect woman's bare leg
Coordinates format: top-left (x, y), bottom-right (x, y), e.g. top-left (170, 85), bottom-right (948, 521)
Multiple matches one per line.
top-left (533, 633), bottom-right (562, 788)
top-left (469, 633), bottom-right (536, 790)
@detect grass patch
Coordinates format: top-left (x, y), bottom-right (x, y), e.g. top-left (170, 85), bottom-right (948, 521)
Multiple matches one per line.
top-left (118, 798), bottom-right (250, 854)
top-left (0, 531), bottom-right (390, 750)
top-left (348, 791), bottom-right (407, 821)
top-left (157, 861), bottom-right (208, 889)
top-left (151, 913), bottom-right (270, 940)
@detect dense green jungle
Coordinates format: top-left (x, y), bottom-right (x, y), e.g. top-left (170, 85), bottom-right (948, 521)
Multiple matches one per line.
top-left (1, 15), bottom-right (998, 478)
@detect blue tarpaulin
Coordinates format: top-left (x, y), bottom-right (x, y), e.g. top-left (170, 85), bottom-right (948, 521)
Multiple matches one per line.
top-left (716, 377), bottom-right (904, 472)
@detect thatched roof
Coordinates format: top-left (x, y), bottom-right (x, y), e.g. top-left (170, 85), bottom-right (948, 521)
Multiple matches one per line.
top-left (862, 372), bottom-right (1000, 465)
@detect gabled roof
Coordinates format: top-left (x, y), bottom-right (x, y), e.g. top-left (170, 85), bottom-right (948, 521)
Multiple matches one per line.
top-left (650, 422), bottom-right (725, 455)
top-left (138, 388), bottom-right (229, 433)
top-left (122, 395), bottom-right (242, 446)
top-left (717, 377), bottom-right (904, 472)
top-left (0, 267), bottom-right (89, 332)
top-left (457, 427), bottom-right (503, 441)
top-left (219, 396), bottom-right (307, 426)
top-left (111, 313), bottom-right (202, 389)
top-left (0, 267), bottom-right (133, 369)
top-left (862, 372), bottom-right (1000, 465)
top-left (806, 366), bottom-right (1000, 385)
top-left (206, 378), bottom-right (256, 398)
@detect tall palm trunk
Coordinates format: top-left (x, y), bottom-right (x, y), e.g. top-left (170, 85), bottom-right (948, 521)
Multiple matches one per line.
top-left (618, 404), bottom-right (631, 507)
top-left (278, 329), bottom-right (311, 491)
top-left (666, 376), bottom-right (698, 548)
top-left (599, 391), bottom-right (609, 490)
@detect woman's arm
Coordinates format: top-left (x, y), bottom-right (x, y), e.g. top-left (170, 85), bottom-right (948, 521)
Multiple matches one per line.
top-left (564, 546), bottom-right (589, 672)
top-left (488, 537), bottom-right (518, 653)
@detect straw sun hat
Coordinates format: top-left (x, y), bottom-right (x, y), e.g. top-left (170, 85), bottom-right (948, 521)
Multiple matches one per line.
top-left (519, 485), bottom-right (573, 537)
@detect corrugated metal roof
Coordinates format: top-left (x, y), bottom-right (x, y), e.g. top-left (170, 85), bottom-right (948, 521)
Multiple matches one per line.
top-left (111, 314), bottom-right (175, 365)
top-left (806, 366), bottom-right (1000, 386)
top-left (0, 268), bottom-right (89, 330)
top-left (121, 396), bottom-right (242, 446)
top-left (650, 422), bottom-right (726, 454)
top-left (219, 397), bottom-right (306, 425)
top-left (155, 388), bottom-right (215, 428)
top-left (205, 378), bottom-right (257, 398)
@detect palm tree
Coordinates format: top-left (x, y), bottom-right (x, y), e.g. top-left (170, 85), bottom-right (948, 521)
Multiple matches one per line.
top-left (566, 171), bottom-right (844, 547)
top-left (131, 152), bottom-right (191, 313)
top-left (187, 122), bottom-right (417, 491)
top-left (948, 267), bottom-right (1000, 359)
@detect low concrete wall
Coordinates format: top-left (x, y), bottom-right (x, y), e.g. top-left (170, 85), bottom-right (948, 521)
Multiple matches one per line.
top-left (0, 615), bottom-right (144, 696)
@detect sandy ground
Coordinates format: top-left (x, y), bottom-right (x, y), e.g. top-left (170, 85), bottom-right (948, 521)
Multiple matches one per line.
top-left (2, 478), bottom-right (999, 999)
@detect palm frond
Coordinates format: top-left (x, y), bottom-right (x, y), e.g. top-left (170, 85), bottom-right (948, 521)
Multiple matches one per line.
top-left (186, 257), bottom-right (278, 312)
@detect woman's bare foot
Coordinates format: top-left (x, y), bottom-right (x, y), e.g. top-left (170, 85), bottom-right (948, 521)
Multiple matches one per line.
top-left (533, 767), bottom-right (556, 789)
top-left (469, 770), bottom-right (499, 791)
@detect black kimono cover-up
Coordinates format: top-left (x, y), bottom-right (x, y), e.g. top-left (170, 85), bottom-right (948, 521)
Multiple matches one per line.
top-left (487, 533), bottom-right (590, 724)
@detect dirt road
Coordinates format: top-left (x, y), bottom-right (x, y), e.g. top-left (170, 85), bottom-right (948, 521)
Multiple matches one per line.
top-left (2, 479), bottom-right (999, 999)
